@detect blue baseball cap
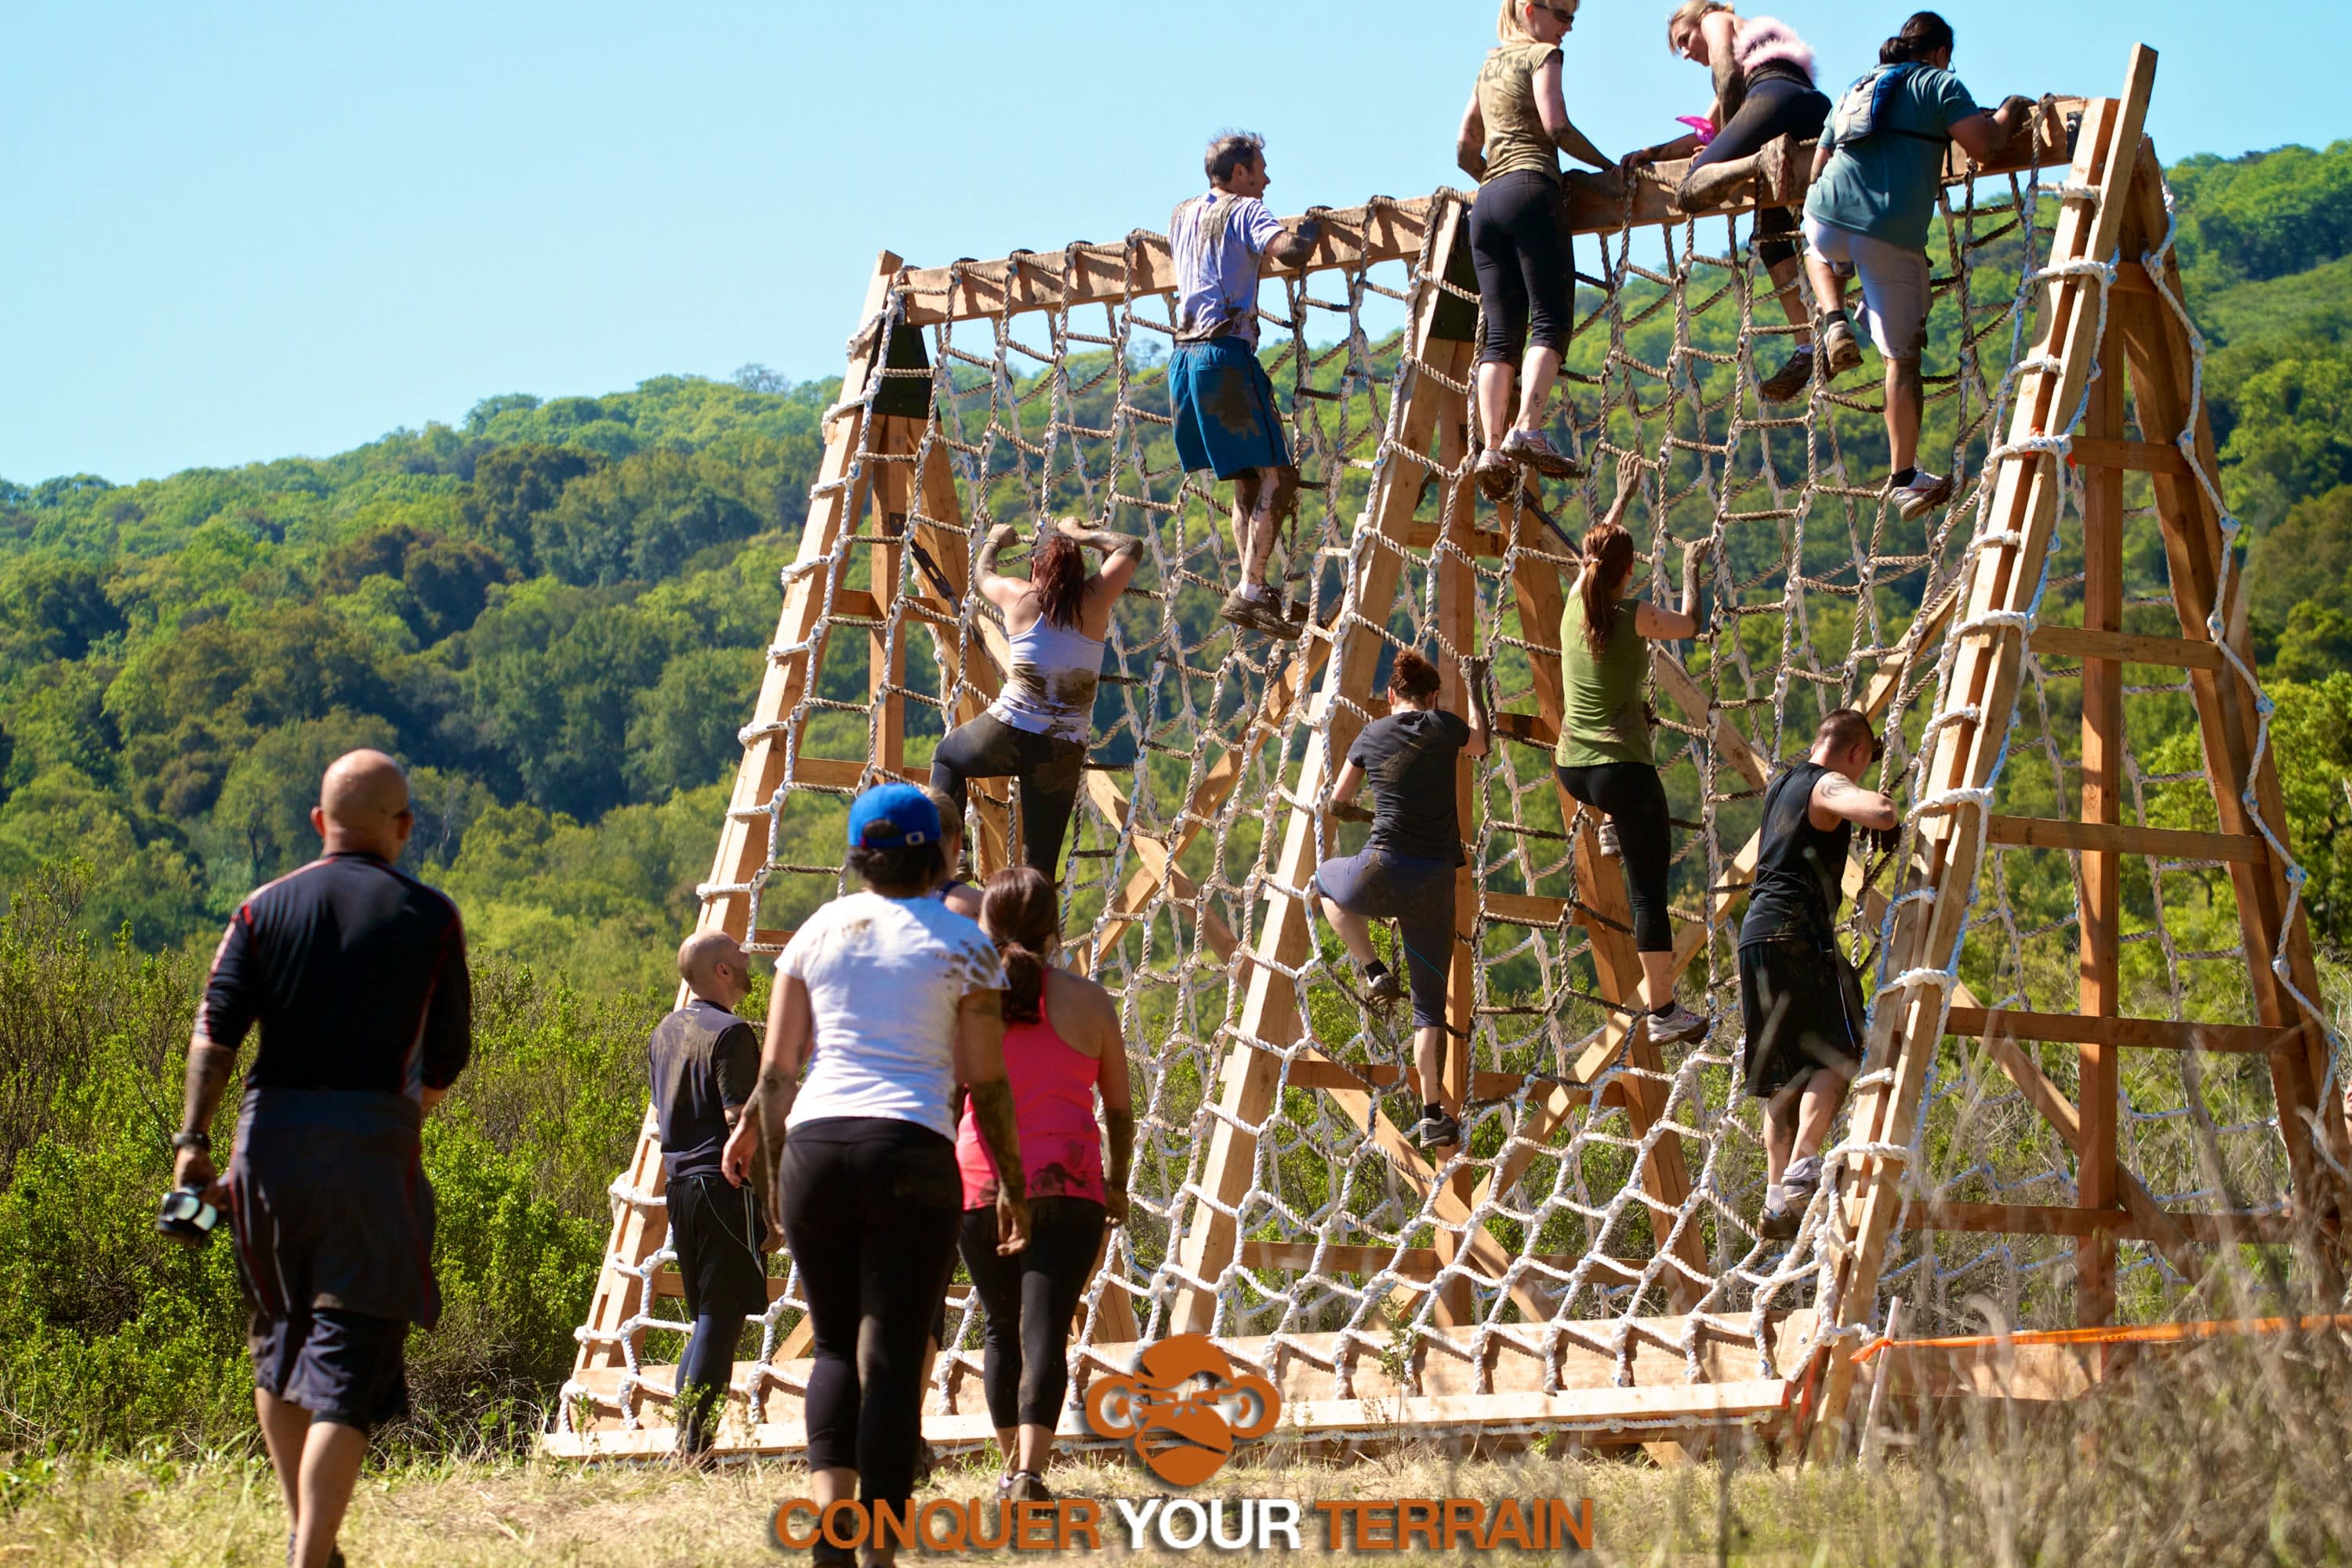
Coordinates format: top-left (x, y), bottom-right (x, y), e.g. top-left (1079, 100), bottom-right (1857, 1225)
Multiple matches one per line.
top-left (847, 782), bottom-right (940, 850)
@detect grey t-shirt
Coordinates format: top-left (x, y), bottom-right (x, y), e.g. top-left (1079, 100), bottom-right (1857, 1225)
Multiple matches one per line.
top-left (1805, 64), bottom-right (1980, 252)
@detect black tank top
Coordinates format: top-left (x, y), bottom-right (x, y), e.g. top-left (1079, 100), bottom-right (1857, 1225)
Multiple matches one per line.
top-left (1740, 760), bottom-right (1853, 946)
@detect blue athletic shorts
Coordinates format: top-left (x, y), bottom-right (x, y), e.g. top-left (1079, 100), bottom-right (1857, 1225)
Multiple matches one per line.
top-left (1169, 336), bottom-right (1293, 480)
top-left (1314, 848), bottom-right (1457, 1029)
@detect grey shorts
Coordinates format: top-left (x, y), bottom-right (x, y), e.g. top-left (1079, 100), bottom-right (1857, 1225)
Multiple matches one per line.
top-left (1803, 216), bottom-right (1931, 361)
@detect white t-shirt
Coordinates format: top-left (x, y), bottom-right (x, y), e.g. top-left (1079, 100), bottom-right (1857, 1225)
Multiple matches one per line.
top-left (779, 890), bottom-right (1007, 1142)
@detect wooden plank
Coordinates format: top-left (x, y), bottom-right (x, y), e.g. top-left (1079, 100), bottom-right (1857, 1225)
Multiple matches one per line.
top-left (2067, 434), bottom-right (2192, 477)
top-left (1239, 1240), bottom-right (1646, 1284)
top-left (2028, 622), bottom-right (2223, 671)
top-left (1945, 1006), bottom-right (2300, 1056)
top-left (1276, 1052), bottom-right (1590, 1106)
top-left (1808, 56), bottom-right (2156, 1456)
top-left (1983, 814), bottom-right (2264, 863)
top-left (891, 101), bottom-right (2088, 326)
top-left (1899, 1200), bottom-right (2296, 1247)
top-left (1169, 199), bottom-right (1475, 1334)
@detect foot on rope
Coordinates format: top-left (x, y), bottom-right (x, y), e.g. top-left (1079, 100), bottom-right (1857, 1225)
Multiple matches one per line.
top-left (1362, 960), bottom-right (1403, 1007)
top-left (1887, 469), bottom-right (1954, 521)
top-left (1759, 1154), bottom-right (1826, 1241)
top-left (1646, 1000), bottom-right (1709, 1046)
top-left (1500, 427), bottom-right (1584, 480)
top-left (1218, 587), bottom-right (1305, 641)
top-left (1817, 314), bottom-right (1865, 379)
top-left (1475, 447), bottom-right (1516, 499)
top-left (1409, 1108), bottom-right (1463, 1151)
top-left (1758, 347), bottom-right (1816, 404)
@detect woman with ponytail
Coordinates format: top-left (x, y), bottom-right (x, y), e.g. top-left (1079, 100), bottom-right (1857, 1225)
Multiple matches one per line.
top-left (1802, 10), bottom-right (2034, 521)
top-left (932, 517), bottom-right (1142, 880)
top-left (1555, 456), bottom-right (1711, 1045)
top-left (956, 866), bottom-right (1134, 1504)
top-left (1624, 1), bottom-right (1831, 404)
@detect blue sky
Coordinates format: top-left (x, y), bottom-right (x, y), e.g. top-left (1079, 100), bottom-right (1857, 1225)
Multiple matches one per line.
top-left (0, 1), bottom-right (2321, 485)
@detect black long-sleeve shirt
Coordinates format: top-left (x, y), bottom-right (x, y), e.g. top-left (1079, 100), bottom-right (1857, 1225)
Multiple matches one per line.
top-left (196, 851), bottom-right (472, 1098)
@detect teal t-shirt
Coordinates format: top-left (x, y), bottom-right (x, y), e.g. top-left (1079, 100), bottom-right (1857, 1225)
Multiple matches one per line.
top-left (1803, 64), bottom-right (1980, 253)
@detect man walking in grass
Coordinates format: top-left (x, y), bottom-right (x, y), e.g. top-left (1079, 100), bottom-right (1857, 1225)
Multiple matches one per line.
top-left (172, 750), bottom-right (472, 1568)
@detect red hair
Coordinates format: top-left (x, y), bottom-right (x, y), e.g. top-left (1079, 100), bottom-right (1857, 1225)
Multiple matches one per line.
top-left (1030, 529), bottom-right (1087, 630)
top-left (1579, 524), bottom-right (1637, 655)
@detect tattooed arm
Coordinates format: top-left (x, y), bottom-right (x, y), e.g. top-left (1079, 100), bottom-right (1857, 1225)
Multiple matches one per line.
top-left (722, 974), bottom-right (811, 1248)
top-left (956, 985), bottom-right (1030, 1254)
top-left (1094, 986), bottom-right (1136, 1225)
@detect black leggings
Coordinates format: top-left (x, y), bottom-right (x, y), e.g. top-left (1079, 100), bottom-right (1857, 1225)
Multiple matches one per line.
top-left (779, 1118), bottom-right (961, 1508)
top-left (958, 1196), bottom-right (1106, 1432)
top-left (931, 714), bottom-right (1086, 880)
top-left (1555, 761), bottom-right (1673, 953)
top-left (1468, 169), bottom-right (1572, 367)
top-left (1687, 75), bottom-right (1832, 270)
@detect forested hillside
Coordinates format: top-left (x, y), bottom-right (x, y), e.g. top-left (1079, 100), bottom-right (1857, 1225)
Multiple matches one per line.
top-left (3, 143), bottom-right (2352, 1454)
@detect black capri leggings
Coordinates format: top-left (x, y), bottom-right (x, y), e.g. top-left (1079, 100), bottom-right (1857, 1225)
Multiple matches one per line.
top-left (958, 1196), bottom-right (1107, 1432)
top-left (1468, 169), bottom-right (1573, 367)
top-left (1555, 761), bottom-right (1673, 953)
top-left (931, 714), bottom-right (1086, 881)
top-left (1686, 75), bottom-right (1831, 270)
top-left (779, 1118), bottom-right (962, 1509)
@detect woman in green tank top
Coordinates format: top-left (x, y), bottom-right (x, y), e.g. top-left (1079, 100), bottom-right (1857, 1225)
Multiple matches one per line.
top-left (1454, 2), bottom-right (1620, 499)
top-left (1555, 456), bottom-right (1711, 1044)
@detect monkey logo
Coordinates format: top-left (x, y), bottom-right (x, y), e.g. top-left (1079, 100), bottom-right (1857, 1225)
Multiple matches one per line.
top-left (1083, 1334), bottom-right (1280, 1486)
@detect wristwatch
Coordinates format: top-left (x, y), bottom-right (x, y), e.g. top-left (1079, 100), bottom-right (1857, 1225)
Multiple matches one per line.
top-left (171, 1131), bottom-right (212, 1152)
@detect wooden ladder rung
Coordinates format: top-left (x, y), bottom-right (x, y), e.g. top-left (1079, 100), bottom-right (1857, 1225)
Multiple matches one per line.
top-left (2027, 622), bottom-right (2223, 671)
top-left (2067, 434), bottom-right (2191, 477)
top-left (1942, 1007), bottom-right (2300, 1055)
top-left (1898, 1200), bottom-right (2296, 1245)
top-left (1983, 815), bottom-right (2264, 862)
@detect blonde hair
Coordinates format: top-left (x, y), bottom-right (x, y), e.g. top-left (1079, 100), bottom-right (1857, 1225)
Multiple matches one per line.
top-left (1496, 0), bottom-right (1536, 44)
top-left (1667, 0), bottom-right (1732, 53)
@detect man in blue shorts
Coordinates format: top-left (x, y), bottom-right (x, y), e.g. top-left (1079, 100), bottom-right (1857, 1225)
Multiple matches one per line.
top-left (172, 750), bottom-right (472, 1568)
top-left (1168, 130), bottom-right (1324, 641)
top-left (1316, 648), bottom-right (1492, 1149)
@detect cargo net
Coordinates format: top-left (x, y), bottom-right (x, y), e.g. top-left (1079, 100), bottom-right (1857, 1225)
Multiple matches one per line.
top-left (562, 163), bottom-right (2337, 1441)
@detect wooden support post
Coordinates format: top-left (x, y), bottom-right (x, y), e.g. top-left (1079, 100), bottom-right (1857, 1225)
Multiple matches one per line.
top-left (1806, 52), bottom-right (2154, 1457)
top-left (1169, 198), bottom-right (1476, 1336)
top-left (1433, 394), bottom-right (1479, 1328)
top-left (2077, 336), bottom-right (2125, 1330)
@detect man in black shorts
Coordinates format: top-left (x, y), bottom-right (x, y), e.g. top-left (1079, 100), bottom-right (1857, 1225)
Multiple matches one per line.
top-left (171, 750), bottom-right (472, 1568)
top-left (1316, 648), bottom-right (1491, 1150)
top-left (649, 930), bottom-right (769, 1461)
top-left (1738, 709), bottom-right (1898, 1240)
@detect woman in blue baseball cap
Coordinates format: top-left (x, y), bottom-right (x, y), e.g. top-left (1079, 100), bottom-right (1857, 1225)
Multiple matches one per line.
top-left (723, 781), bottom-right (1030, 1562)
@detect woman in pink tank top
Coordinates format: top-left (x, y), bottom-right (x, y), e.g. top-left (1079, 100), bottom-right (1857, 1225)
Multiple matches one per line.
top-left (954, 868), bottom-right (1134, 1504)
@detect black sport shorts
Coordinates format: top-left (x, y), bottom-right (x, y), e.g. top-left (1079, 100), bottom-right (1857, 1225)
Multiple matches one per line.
top-left (249, 1305), bottom-right (410, 1431)
top-left (1738, 938), bottom-right (1866, 1099)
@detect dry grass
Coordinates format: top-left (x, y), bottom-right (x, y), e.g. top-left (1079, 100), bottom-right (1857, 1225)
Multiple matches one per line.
top-left (5, 1323), bottom-right (2350, 1566)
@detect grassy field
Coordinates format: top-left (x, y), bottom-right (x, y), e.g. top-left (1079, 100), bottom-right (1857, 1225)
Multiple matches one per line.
top-left (9, 1325), bottom-right (2351, 1568)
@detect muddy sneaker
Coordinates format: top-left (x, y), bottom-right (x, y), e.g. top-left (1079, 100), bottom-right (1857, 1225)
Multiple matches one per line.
top-left (1007, 1470), bottom-right (1054, 1504)
top-left (1410, 1109), bottom-right (1464, 1151)
top-left (1888, 469), bottom-right (1954, 521)
top-left (1781, 1154), bottom-right (1825, 1209)
top-left (1757, 1185), bottom-right (1801, 1241)
top-left (1363, 964), bottom-right (1403, 1006)
top-left (1758, 347), bottom-right (1816, 403)
top-left (1595, 818), bottom-right (1622, 858)
top-left (1818, 315), bottom-right (1865, 379)
top-left (1500, 427), bottom-right (1585, 479)
top-left (1475, 447), bottom-right (1517, 499)
top-left (1219, 588), bottom-right (1304, 641)
top-left (1646, 1000), bottom-right (1709, 1045)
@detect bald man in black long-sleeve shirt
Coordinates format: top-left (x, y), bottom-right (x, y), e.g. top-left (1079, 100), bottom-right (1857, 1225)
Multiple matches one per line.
top-left (173, 750), bottom-right (470, 1568)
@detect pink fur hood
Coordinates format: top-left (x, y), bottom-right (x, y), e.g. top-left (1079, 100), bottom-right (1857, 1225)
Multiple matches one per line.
top-left (1734, 16), bottom-right (1816, 85)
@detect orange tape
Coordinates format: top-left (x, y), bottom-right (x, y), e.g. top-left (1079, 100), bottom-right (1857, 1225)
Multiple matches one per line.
top-left (1849, 1314), bottom-right (2352, 1366)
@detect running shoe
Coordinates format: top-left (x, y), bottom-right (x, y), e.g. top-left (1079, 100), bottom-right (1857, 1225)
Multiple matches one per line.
top-left (1007, 1470), bottom-right (1054, 1503)
top-left (1363, 965), bottom-right (1403, 1006)
top-left (1646, 1000), bottom-right (1710, 1045)
top-left (1758, 347), bottom-right (1816, 404)
top-left (1595, 818), bottom-right (1622, 859)
top-left (1818, 316), bottom-right (1865, 379)
top-left (1218, 588), bottom-right (1304, 642)
top-left (1889, 470), bottom-right (1954, 521)
top-left (1410, 1109), bottom-right (1464, 1150)
top-left (1500, 427), bottom-right (1586, 479)
top-left (1757, 1185), bottom-right (1801, 1241)
top-left (1475, 447), bottom-right (1517, 499)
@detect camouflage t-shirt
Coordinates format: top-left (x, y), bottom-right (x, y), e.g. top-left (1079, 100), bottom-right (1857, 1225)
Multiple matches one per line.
top-left (1477, 41), bottom-right (1565, 183)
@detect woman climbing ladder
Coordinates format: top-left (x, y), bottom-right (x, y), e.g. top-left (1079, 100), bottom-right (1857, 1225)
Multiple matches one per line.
top-left (1555, 456), bottom-right (1709, 1045)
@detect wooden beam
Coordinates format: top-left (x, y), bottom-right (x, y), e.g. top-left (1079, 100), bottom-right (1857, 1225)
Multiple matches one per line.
top-left (2067, 434), bottom-right (2192, 478)
top-left (1238, 1240), bottom-right (1648, 1284)
top-left (1899, 1200), bottom-right (2297, 1247)
top-left (1983, 814), bottom-right (2265, 863)
top-left (2028, 622), bottom-right (2223, 672)
top-left (1945, 1006), bottom-right (2302, 1056)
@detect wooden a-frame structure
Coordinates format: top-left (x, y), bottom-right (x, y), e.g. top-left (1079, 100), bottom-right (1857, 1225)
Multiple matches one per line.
top-left (546, 45), bottom-right (2346, 1461)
